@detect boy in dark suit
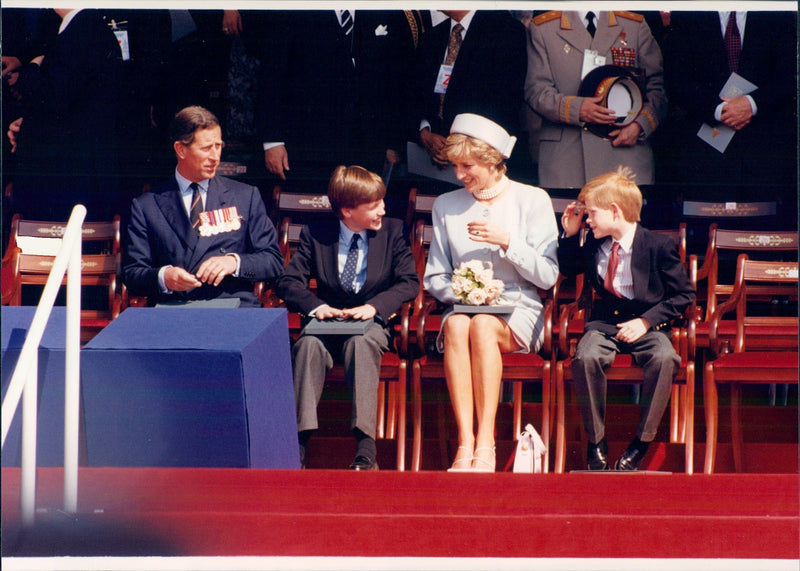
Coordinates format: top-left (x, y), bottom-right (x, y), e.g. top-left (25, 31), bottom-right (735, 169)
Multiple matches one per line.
top-left (277, 165), bottom-right (419, 470)
top-left (558, 168), bottom-right (695, 471)
top-left (123, 106), bottom-right (283, 307)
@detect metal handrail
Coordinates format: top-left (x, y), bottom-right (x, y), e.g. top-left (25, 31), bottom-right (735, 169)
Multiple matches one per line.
top-left (1, 204), bottom-right (85, 525)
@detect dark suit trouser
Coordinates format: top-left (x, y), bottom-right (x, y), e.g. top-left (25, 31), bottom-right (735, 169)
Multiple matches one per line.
top-left (292, 322), bottom-right (391, 440)
top-left (571, 329), bottom-right (680, 444)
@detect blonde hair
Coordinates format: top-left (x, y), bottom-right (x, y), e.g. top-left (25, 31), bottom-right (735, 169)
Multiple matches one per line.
top-left (442, 133), bottom-right (507, 175)
top-left (327, 165), bottom-right (386, 219)
top-left (578, 166), bottom-right (642, 222)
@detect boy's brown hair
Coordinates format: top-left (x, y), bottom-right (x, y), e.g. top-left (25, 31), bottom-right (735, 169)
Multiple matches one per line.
top-left (327, 165), bottom-right (386, 219)
top-left (578, 166), bottom-right (642, 222)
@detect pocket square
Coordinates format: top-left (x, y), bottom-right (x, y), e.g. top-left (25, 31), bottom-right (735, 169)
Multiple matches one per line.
top-left (374, 24), bottom-right (388, 36)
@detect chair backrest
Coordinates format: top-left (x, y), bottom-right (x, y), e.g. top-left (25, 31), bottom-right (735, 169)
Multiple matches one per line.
top-left (691, 224), bottom-right (798, 321)
top-left (8, 252), bottom-right (122, 317)
top-left (5, 214), bottom-right (121, 257)
top-left (278, 217), bottom-right (305, 267)
top-left (271, 185), bottom-right (332, 225)
top-left (727, 256), bottom-right (798, 353)
top-left (405, 188), bottom-right (437, 229)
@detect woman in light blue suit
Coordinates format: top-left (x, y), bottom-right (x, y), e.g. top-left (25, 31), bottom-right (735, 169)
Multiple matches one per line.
top-left (423, 114), bottom-right (559, 471)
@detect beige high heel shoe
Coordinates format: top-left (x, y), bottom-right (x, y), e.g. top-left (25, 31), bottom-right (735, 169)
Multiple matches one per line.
top-left (447, 446), bottom-right (474, 472)
top-left (471, 446), bottom-right (496, 472)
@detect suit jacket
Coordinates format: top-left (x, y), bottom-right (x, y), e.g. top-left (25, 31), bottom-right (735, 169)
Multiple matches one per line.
top-left (123, 176), bottom-right (284, 307)
top-left (413, 11), bottom-right (527, 140)
top-left (277, 218), bottom-right (419, 324)
top-left (253, 10), bottom-right (423, 176)
top-left (557, 225), bottom-right (695, 336)
top-left (13, 9), bottom-right (123, 220)
top-left (526, 11), bottom-right (666, 189)
top-left (663, 11), bottom-right (796, 201)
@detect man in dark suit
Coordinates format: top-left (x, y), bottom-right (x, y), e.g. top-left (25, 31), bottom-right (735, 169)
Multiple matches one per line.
top-left (7, 8), bottom-right (122, 221)
top-left (558, 168), bottom-right (695, 471)
top-left (412, 10), bottom-right (527, 177)
top-left (251, 10), bottom-right (426, 190)
top-left (664, 11), bottom-right (796, 209)
top-left (277, 165), bottom-right (419, 470)
top-left (123, 106), bottom-right (283, 307)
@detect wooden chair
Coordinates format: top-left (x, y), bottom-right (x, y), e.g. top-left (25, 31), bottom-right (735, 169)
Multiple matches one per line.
top-left (410, 289), bottom-right (555, 472)
top-left (270, 185), bottom-right (332, 226)
top-left (702, 256), bottom-right (798, 474)
top-left (1, 214), bottom-right (124, 343)
top-left (405, 187), bottom-right (437, 231)
top-left (554, 286), bottom-right (696, 474)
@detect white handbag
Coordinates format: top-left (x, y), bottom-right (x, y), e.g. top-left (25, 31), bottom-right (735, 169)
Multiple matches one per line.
top-left (512, 423), bottom-right (547, 473)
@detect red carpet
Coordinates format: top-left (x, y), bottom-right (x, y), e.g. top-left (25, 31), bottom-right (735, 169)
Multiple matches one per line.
top-left (2, 467), bottom-right (797, 560)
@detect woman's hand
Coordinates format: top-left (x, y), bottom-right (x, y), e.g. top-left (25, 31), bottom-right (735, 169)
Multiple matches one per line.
top-left (560, 202), bottom-right (585, 238)
top-left (467, 220), bottom-right (510, 250)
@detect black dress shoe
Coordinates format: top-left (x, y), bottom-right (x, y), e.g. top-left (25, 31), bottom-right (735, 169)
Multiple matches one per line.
top-left (587, 439), bottom-right (609, 471)
top-left (349, 455), bottom-right (379, 471)
top-left (615, 446), bottom-right (646, 471)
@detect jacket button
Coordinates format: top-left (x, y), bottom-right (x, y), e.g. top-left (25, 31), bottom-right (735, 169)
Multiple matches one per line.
top-left (220, 248), bottom-right (227, 254)
top-left (613, 310), bottom-right (619, 315)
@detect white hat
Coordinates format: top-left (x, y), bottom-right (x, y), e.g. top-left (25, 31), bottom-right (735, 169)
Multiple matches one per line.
top-left (449, 113), bottom-right (517, 159)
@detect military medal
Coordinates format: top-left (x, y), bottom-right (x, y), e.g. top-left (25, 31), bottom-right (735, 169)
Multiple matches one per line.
top-left (198, 206), bottom-right (243, 236)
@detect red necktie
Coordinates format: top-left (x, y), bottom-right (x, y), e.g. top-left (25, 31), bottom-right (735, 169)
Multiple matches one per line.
top-left (604, 241), bottom-right (622, 297)
top-left (724, 12), bottom-right (741, 74)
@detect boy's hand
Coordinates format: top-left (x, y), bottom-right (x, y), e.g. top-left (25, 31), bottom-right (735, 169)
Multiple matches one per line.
top-left (560, 202), bottom-right (585, 238)
top-left (341, 304), bottom-right (377, 321)
top-left (616, 318), bottom-right (650, 344)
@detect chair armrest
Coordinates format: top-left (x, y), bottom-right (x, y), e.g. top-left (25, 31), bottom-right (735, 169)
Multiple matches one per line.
top-left (415, 297), bottom-right (438, 354)
top-left (706, 263), bottom-right (746, 358)
top-left (558, 300), bottom-right (583, 357)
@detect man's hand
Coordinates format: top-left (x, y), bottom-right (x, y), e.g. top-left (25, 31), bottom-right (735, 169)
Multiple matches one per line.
top-left (616, 318), bottom-right (651, 344)
top-left (579, 95), bottom-right (617, 125)
top-left (7, 117), bottom-right (22, 153)
top-left (720, 96), bottom-right (753, 131)
top-left (164, 266), bottom-right (202, 292)
top-left (195, 255), bottom-right (237, 287)
top-left (419, 128), bottom-right (449, 165)
top-left (341, 304), bottom-right (377, 321)
top-left (2, 56), bottom-right (22, 79)
top-left (609, 121), bottom-right (642, 147)
top-left (560, 201), bottom-right (586, 238)
top-left (265, 145), bottom-right (289, 180)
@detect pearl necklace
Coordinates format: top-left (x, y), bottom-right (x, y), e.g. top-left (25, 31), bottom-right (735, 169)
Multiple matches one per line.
top-left (473, 175), bottom-right (509, 201)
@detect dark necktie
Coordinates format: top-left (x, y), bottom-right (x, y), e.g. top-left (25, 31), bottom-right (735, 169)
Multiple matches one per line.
top-left (189, 182), bottom-right (203, 233)
top-left (438, 22), bottom-right (464, 119)
top-left (340, 10), bottom-right (353, 36)
top-left (604, 241), bottom-right (622, 297)
top-left (341, 234), bottom-right (360, 293)
top-left (586, 12), bottom-right (597, 38)
top-left (724, 12), bottom-right (741, 74)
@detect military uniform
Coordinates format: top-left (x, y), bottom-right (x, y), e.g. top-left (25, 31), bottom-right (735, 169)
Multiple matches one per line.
top-left (525, 11), bottom-right (666, 189)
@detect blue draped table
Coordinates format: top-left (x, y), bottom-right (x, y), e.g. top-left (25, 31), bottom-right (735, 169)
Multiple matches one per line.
top-left (81, 307), bottom-right (299, 468)
top-left (1, 307), bottom-right (68, 467)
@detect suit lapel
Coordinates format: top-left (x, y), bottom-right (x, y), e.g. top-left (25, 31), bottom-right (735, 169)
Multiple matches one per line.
top-left (558, 12), bottom-right (591, 53)
top-left (630, 225), bottom-right (650, 301)
top-left (592, 12), bottom-right (621, 56)
top-left (361, 228), bottom-right (384, 294)
top-left (154, 180), bottom-right (198, 260)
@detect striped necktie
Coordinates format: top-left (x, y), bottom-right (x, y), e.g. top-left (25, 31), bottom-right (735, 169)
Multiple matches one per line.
top-left (189, 182), bottom-right (203, 233)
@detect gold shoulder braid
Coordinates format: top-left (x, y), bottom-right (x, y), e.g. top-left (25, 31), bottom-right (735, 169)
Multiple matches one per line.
top-left (533, 11), bottom-right (561, 27)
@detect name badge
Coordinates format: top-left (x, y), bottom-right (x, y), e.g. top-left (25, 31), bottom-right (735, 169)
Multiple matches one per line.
top-left (581, 49), bottom-right (606, 80)
top-left (434, 64), bottom-right (454, 94)
top-left (198, 206), bottom-right (243, 237)
top-left (114, 30), bottom-right (130, 61)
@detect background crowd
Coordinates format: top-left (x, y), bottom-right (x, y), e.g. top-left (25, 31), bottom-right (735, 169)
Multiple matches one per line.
top-left (2, 7), bottom-right (797, 246)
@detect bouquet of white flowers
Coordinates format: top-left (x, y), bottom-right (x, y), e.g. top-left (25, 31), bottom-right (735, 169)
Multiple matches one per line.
top-left (451, 260), bottom-right (505, 305)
